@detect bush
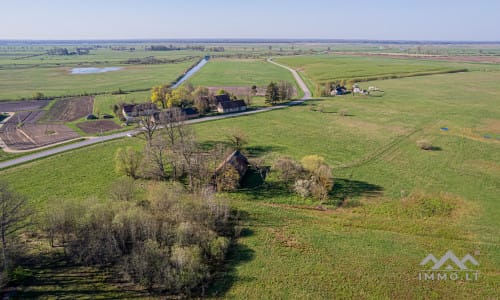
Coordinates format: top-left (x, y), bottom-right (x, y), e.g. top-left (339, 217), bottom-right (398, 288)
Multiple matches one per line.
top-left (294, 179), bottom-right (312, 198)
top-left (273, 157), bottom-right (303, 185)
top-left (301, 155), bottom-right (325, 173)
top-left (417, 139), bottom-right (433, 150)
top-left (109, 177), bottom-right (136, 201)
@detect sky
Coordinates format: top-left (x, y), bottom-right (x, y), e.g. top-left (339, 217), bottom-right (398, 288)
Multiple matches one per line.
top-left (0, 0), bottom-right (499, 41)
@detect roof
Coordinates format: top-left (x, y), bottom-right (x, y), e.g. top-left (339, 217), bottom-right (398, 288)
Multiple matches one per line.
top-left (218, 100), bottom-right (247, 110)
top-left (122, 104), bottom-right (136, 114)
top-left (123, 103), bottom-right (158, 115)
top-left (215, 150), bottom-right (249, 178)
top-left (215, 94), bottom-right (231, 103)
top-left (182, 107), bottom-right (199, 116)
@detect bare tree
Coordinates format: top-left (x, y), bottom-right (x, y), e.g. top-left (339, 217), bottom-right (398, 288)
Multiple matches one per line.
top-left (226, 128), bottom-right (248, 151)
top-left (137, 113), bottom-right (158, 146)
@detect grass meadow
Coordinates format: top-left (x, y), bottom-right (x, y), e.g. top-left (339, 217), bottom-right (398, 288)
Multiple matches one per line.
top-left (1, 67), bottom-right (499, 298)
top-left (187, 58), bottom-right (299, 88)
top-left (0, 61), bottom-right (196, 100)
top-left (274, 55), bottom-right (476, 96)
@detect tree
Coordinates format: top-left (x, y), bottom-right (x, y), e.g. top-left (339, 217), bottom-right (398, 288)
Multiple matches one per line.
top-left (32, 92), bottom-right (45, 100)
top-left (0, 181), bottom-right (31, 271)
top-left (265, 82), bottom-right (279, 105)
top-left (166, 86), bottom-right (191, 108)
top-left (277, 81), bottom-right (294, 101)
top-left (193, 86), bottom-right (210, 113)
top-left (226, 128), bottom-right (248, 151)
top-left (137, 113), bottom-right (158, 145)
top-left (151, 84), bottom-right (170, 109)
top-left (115, 147), bottom-right (142, 179)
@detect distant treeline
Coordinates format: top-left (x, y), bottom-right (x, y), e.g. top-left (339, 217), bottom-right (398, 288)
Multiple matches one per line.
top-left (47, 47), bottom-right (92, 56)
top-left (122, 55), bottom-right (200, 65)
top-left (146, 45), bottom-right (225, 52)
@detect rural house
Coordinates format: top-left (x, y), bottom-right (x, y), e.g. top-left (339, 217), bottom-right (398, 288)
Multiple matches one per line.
top-left (215, 150), bottom-right (249, 179)
top-left (214, 94), bottom-right (232, 104)
top-left (217, 100), bottom-right (247, 113)
top-left (122, 103), bottom-right (158, 122)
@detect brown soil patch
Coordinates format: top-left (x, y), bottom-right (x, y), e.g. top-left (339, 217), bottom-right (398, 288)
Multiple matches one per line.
top-left (0, 123), bottom-right (79, 150)
top-left (77, 120), bottom-right (121, 134)
top-left (0, 100), bottom-right (51, 112)
top-left (43, 96), bottom-right (94, 123)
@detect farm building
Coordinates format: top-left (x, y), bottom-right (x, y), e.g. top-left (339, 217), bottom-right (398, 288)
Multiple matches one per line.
top-left (152, 107), bottom-right (200, 123)
top-left (181, 107), bottom-right (200, 119)
top-left (122, 103), bottom-right (158, 122)
top-left (215, 150), bottom-right (249, 179)
top-left (214, 94), bottom-right (232, 104)
top-left (217, 100), bottom-right (247, 114)
top-left (331, 86), bottom-right (348, 96)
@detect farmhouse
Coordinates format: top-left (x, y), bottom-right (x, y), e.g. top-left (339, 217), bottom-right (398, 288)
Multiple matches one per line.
top-left (214, 94), bottom-right (232, 104)
top-left (331, 86), bottom-right (348, 96)
top-left (217, 100), bottom-right (247, 113)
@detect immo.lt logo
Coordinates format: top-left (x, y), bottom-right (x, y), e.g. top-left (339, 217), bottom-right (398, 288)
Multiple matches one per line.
top-left (419, 250), bottom-right (480, 281)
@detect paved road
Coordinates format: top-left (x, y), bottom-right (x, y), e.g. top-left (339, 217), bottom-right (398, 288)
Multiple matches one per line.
top-left (0, 59), bottom-right (312, 170)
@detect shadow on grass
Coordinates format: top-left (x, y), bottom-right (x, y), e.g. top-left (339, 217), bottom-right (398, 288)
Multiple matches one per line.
top-left (5, 251), bottom-right (148, 299)
top-left (330, 178), bottom-right (384, 202)
top-left (208, 231), bottom-right (255, 297)
top-left (245, 145), bottom-right (285, 158)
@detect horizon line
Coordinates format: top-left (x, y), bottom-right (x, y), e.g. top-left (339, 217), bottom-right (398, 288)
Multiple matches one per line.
top-left (1, 38), bottom-right (499, 45)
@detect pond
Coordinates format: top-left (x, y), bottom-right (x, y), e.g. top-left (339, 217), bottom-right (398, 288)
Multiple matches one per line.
top-left (71, 67), bottom-right (123, 74)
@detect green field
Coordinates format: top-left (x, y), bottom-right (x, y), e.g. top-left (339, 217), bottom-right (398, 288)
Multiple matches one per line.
top-left (0, 61), bottom-right (196, 100)
top-left (1, 64), bottom-right (499, 299)
top-left (188, 58), bottom-right (299, 88)
top-left (93, 91), bottom-right (152, 116)
top-left (274, 55), bottom-right (469, 94)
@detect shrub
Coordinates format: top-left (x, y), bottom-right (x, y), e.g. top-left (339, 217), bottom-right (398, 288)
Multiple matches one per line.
top-left (273, 157), bottom-right (303, 185)
top-left (109, 177), bottom-right (136, 201)
top-left (294, 179), bottom-right (312, 198)
top-left (301, 155), bottom-right (325, 173)
top-left (417, 139), bottom-right (433, 150)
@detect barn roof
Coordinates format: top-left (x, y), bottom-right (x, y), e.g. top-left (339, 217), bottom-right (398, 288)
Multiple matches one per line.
top-left (215, 94), bottom-right (231, 103)
top-left (215, 150), bottom-right (249, 178)
top-left (218, 100), bottom-right (247, 110)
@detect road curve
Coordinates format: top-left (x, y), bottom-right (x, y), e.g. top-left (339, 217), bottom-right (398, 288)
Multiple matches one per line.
top-left (0, 57), bottom-right (312, 170)
top-left (267, 58), bottom-right (312, 100)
